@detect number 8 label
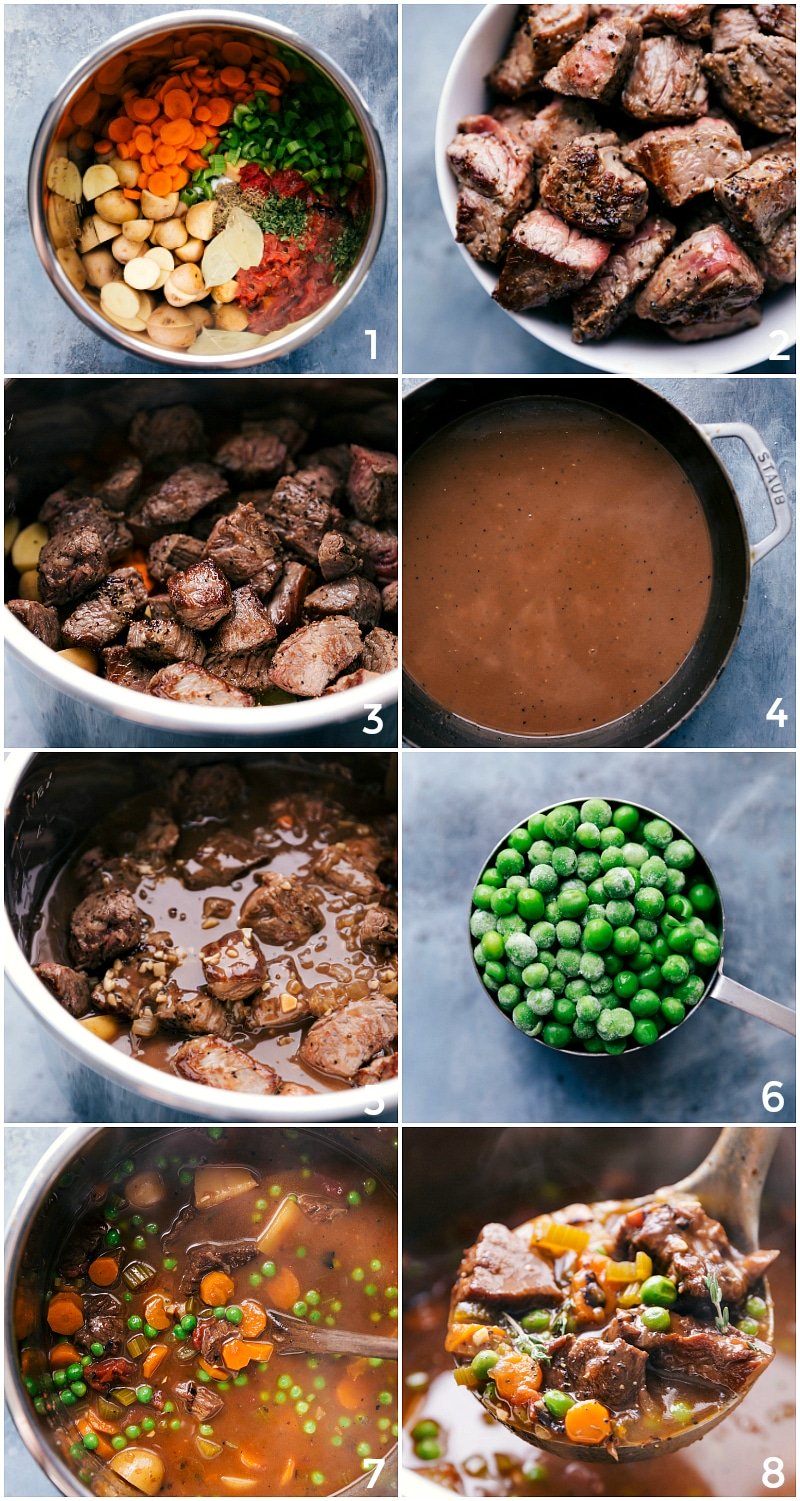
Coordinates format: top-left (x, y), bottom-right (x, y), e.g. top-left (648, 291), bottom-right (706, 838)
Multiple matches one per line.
top-left (763, 1457), bottom-right (784, 1489)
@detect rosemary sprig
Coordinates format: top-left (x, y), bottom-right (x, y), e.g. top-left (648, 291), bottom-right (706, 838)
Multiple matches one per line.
top-left (705, 1271), bottom-right (730, 1333)
top-left (501, 1313), bottom-right (552, 1364)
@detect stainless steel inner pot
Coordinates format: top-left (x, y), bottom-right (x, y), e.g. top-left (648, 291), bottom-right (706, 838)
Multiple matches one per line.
top-left (4, 376), bottom-right (399, 745)
top-left (28, 9), bottom-right (386, 369)
top-left (5, 1124), bottom-right (398, 1497)
top-left (4, 750), bottom-right (398, 1123)
top-left (469, 796), bottom-right (796, 1058)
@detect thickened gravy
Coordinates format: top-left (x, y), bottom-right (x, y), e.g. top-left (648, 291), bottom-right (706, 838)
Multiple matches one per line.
top-left (404, 399), bottom-right (714, 736)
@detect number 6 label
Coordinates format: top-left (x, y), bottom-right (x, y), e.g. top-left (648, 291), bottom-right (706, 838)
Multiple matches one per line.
top-left (762, 1080), bottom-right (784, 1114)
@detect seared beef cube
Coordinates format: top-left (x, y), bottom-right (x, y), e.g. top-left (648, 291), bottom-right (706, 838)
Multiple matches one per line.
top-left (269, 616), bottom-right (363, 698)
top-left (240, 872), bottom-right (324, 946)
top-left (563, 1330), bottom-right (648, 1408)
top-left (703, 35), bottom-right (796, 135)
top-left (543, 16), bottom-right (643, 102)
top-left (76, 1293), bottom-right (124, 1356)
top-left (622, 118), bottom-right (749, 206)
top-left (135, 464), bottom-right (230, 532)
top-left (33, 961), bottom-right (91, 1017)
top-left (134, 807), bottom-right (180, 859)
top-left (229, 989), bottom-right (311, 1028)
top-left (156, 981), bottom-right (230, 1037)
top-left (6, 599), bottom-right (61, 649)
top-left (298, 995), bottom-right (397, 1081)
top-left (171, 762), bottom-right (245, 823)
top-left (204, 650), bottom-right (275, 695)
top-left (635, 224), bottom-right (763, 325)
top-left (326, 668), bottom-right (382, 694)
top-left (347, 446), bottom-right (398, 526)
top-left (214, 425), bottom-right (290, 484)
top-left (752, 213), bottom-right (796, 288)
top-left (525, 97), bottom-right (600, 165)
top-left (97, 455), bottom-right (143, 511)
top-left (712, 7), bottom-right (760, 52)
top-left (38, 525), bottom-right (109, 605)
top-left (753, 4), bottom-right (795, 40)
top-left (62, 568), bottom-right (148, 650)
top-left (614, 1198), bottom-right (778, 1307)
top-left (256, 472), bottom-right (337, 563)
top-left (456, 188), bottom-right (521, 264)
top-left (38, 482), bottom-right (85, 525)
top-left (102, 646), bottom-right (154, 692)
top-left (200, 928), bottom-right (267, 1002)
top-left (572, 213), bottom-right (676, 340)
top-left (69, 885), bottom-right (143, 970)
top-left (663, 6), bottom-right (712, 40)
top-left (617, 1311), bottom-right (773, 1392)
top-left (382, 580), bottom-right (398, 616)
top-left (176, 1380), bottom-right (224, 1422)
top-left (714, 147), bottom-right (796, 246)
top-left (356, 1052), bottom-right (398, 1086)
top-left (304, 576), bottom-right (382, 629)
top-left (362, 626), bottom-right (399, 673)
top-left (204, 896), bottom-right (234, 920)
top-left (359, 905), bottom-right (398, 949)
top-left (182, 1244), bottom-right (257, 1302)
top-left (178, 830), bottom-right (268, 890)
top-left (210, 585), bottom-right (276, 654)
top-left (128, 405), bottom-right (206, 469)
top-left (447, 115), bottom-right (534, 213)
top-left (540, 133), bottom-right (649, 236)
top-left (46, 495), bottom-right (132, 561)
top-left (490, 4), bottom-right (591, 97)
top-left (149, 662), bottom-right (255, 708)
top-left (300, 446), bottom-right (351, 489)
top-left (346, 520), bottom-right (398, 584)
top-left (127, 614), bottom-right (205, 666)
top-left (319, 530), bottom-right (364, 581)
top-left (455, 1222), bottom-right (561, 1306)
top-left (148, 532), bottom-right (205, 584)
top-left (622, 35), bottom-right (708, 120)
top-left (313, 837), bottom-right (387, 900)
top-left (495, 208), bottom-right (611, 311)
top-left (666, 305), bottom-right (763, 340)
top-left (204, 502), bottom-right (282, 585)
top-left (173, 1035), bottom-right (281, 1094)
top-left (168, 558), bottom-right (232, 630)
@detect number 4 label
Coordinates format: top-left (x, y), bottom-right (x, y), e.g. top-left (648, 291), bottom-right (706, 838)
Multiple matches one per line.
top-left (766, 698), bottom-right (788, 729)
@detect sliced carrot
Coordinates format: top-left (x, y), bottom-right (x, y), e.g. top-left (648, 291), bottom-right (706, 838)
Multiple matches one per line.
top-left (244, 1340), bottom-right (273, 1363)
top-left (173, 147), bottom-right (189, 163)
top-left (144, 1293), bottom-right (171, 1331)
top-left (108, 116), bottom-right (134, 143)
top-left (116, 142), bottom-right (131, 160)
top-left (147, 169), bottom-right (173, 195)
top-left (142, 1343), bottom-right (169, 1379)
top-left (206, 97), bottom-right (232, 127)
top-left (133, 128), bottom-right (154, 154)
top-left (222, 40), bottom-right (253, 66)
top-left (161, 117), bottom-right (193, 147)
top-left (132, 96), bottom-right (160, 123)
top-left (85, 1409), bottom-right (121, 1436)
top-left (240, 1300), bottom-right (267, 1339)
top-left (199, 1356), bottom-right (228, 1380)
top-left (73, 90), bottom-right (100, 127)
top-left (220, 65), bottom-right (246, 88)
top-left (137, 170), bottom-right (148, 189)
top-left (170, 166), bottom-right (189, 189)
top-left (47, 1291), bottom-right (84, 1335)
top-left (155, 143), bottom-right (177, 166)
top-left (194, 104), bottom-right (211, 122)
top-left (200, 1270), bottom-right (235, 1306)
top-left (94, 139), bottom-right (114, 156)
top-left (73, 129), bottom-right (94, 150)
top-left (185, 150), bottom-right (208, 171)
top-left (76, 1416), bottom-right (113, 1459)
top-left (49, 1342), bottom-right (81, 1369)
top-left (336, 1375), bottom-right (364, 1411)
top-left (142, 153), bottom-right (158, 174)
top-left (123, 187), bottom-right (141, 200)
top-left (268, 1267), bottom-right (300, 1311)
top-left (96, 56), bottom-right (129, 89)
top-left (164, 88), bottom-right (193, 119)
top-left (88, 1255), bottom-right (119, 1287)
top-left (222, 1338), bottom-right (251, 1372)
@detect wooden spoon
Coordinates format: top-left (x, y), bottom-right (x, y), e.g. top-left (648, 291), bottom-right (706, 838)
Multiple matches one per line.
top-left (266, 1308), bottom-right (397, 1360)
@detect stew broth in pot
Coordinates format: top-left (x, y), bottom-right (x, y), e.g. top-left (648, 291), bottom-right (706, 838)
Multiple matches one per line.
top-left (404, 398), bottom-right (714, 737)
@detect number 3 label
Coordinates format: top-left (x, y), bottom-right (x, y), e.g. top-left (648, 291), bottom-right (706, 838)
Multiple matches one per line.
top-left (763, 1457), bottom-right (785, 1489)
top-left (363, 703), bottom-right (384, 735)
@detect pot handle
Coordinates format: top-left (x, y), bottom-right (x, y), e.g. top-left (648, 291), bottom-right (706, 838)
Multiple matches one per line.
top-left (701, 422), bottom-right (792, 565)
top-left (710, 968), bottom-right (796, 1035)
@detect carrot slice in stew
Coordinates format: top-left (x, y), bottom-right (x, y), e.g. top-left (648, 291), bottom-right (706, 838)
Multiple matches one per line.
top-left (88, 1255), bottom-right (120, 1287)
top-left (49, 1342), bottom-right (81, 1369)
top-left (239, 1299), bottom-right (267, 1338)
top-left (200, 1270), bottom-right (235, 1306)
top-left (268, 1267), bottom-right (300, 1310)
top-left (164, 88), bottom-right (193, 119)
top-left (142, 1343), bottom-right (169, 1379)
top-left (47, 1291), bottom-right (84, 1335)
top-left (199, 1356), bottom-right (228, 1380)
top-left (565, 1399), bottom-right (613, 1445)
top-left (143, 1293), bottom-right (171, 1331)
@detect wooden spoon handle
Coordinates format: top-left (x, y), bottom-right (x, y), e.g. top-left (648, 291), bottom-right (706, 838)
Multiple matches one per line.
top-left (267, 1309), bottom-right (397, 1360)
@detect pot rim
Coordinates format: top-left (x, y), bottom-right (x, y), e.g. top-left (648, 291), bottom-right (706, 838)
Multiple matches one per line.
top-left (3, 750), bottom-right (398, 1121)
top-left (28, 7), bottom-right (387, 370)
top-left (401, 377), bottom-right (752, 748)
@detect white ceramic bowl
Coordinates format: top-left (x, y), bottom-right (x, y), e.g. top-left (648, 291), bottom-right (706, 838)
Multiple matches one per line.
top-left (434, 4), bottom-right (796, 374)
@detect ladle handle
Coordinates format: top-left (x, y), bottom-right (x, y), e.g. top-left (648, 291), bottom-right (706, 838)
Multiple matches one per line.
top-left (701, 422), bottom-right (791, 565)
top-left (710, 970), bottom-right (796, 1036)
top-left (668, 1126), bottom-right (779, 1250)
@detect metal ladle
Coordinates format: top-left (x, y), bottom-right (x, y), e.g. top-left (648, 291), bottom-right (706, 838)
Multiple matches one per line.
top-left (465, 1127), bottom-right (778, 1464)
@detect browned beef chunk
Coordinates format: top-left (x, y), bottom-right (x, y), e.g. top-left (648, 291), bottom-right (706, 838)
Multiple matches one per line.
top-left (85, 1356), bottom-right (136, 1391)
top-left (38, 525), bottom-right (109, 605)
top-left (43, 495), bottom-right (132, 562)
top-left (34, 961), bottom-right (91, 1017)
top-left (455, 189), bottom-right (521, 264)
top-left (128, 405), bottom-right (206, 469)
top-left (622, 118), bottom-right (749, 206)
top-left (666, 305), bottom-right (763, 340)
top-left (254, 471), bottom-right (337, 564)
top-left (6, 599), bottom-right (61, 649)
top-left (62, 568), bottom-right (148, 651)
top-left (133, 808), bottom-right (181, 860)
top-left (96, 455), bottom-right (143, 511)
top-left (456, 1222), bottom-right (562, 1306)
top-left (711, 7), bottom-right (760, 52)
top-left (69, 886), bottom-right (143, 970)
top-left (265, 562), bottom-right (316, 633)
top-left (525, 97), bottom-right (601, 165)
top-left (147, 533), bottom-right (205, 584)
top-left (359, 906), bottom-right (398, 949)
top-left (347, 446), bottom-right (398, 525)
top-left (381, 581), bottom-right (398, 616)
top-left (240, 872), bottom-right (324, 946)
top-left (447, 115), bottom-right (534, 211)
top-left (346, 520), bottom-right (398, 584)
top-left (203, 651), bottom-right (274, 695)
top-left (191, 1315), bottom-right (233, 1365)
top-left (229, 988), bottom-right (311, 1029)
top-left (270, 615), bottom-right (362, 698)
top-left (102, 646), bottom-right (154, 692)
top-left (660, 5), bottom-right (712, 40)
top-left (544, 16), bottom-right (642, 102)
top-left (617, 1311), bottom-right (773, 1391)
top-left (300, 445), bottom-right (351, 489)
top-left (149, 662), bottom-right (255, 707)
top-left (127, 614), bottom-right (206, 666)
top-left (563, 1329), bottom-right (649, 1407)
top-left (314, 837), bottom-right (387, 900)
top-left (356, 1052), bottom-right (399, 1086)
top-left (215, 424), bottom-right (291, 484)
top-left (178, 830), bottom-right (268, 890)
top-left (201, 928), bottom-right (267, 1002)
top-left (495, 208), bottom-right (611, 310)
top-left (155, 980), bottom-right (230, 1037)
top-left (204, 896), bottom-right (235, 921)
top-left (572, 213), bottom-right (676, 339)
top-left (362, 626), bottom-right (398, 673)
top-left (541, 133), bottom-right (649, 236)
top-left (299, 995), bottom-right (397, 1080)
top-left (615, 1198), bottom-right (778, 1308)
top-left (38, 483), bottom-right (84, 525)
top-left (78, 852), bottom-right (150, 896)
top-left (318, 530), bottom-right (364, 580)
top-left (168, 558), bottom-right (232, 630)
top-left (703, 35), bottom-right (796, 134)
top-left (135, 464), bottom-right (229, 533)
top-left (635, 225), bottom-right (763, 325)
top-left (203, 502), bottom-right (282, 586)
top-left (75, 1293), bottom-right (124, 1355)
top-left (173, 1035), bottom-right (281, 1094)
top-left (297, 1193), bottom-right (348, 1222)
top-left (753, 4), bottom-right (795, 40)
top-left (490, 5), bottom-right (591, 97)
top-left (326, 668), bottom-right (382, 694)
top-left (714, 147), bottom-right (796, 245)
top-left (304, 576), bottom-right (382, 629)
top-left (208, 585), bottom-right (276, 655)
top-left (622, 34), bottom-right (708, 120)
top-left (176, 1380), bottom-right (224, 1422)
top-left (170, 762), bottom-right (245, 823)
top-left (752, 212), bottom-right (796, 287)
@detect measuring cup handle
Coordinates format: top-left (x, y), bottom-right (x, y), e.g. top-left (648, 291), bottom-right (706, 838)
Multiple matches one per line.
top-left (710, 970), bottom-right (797, 1035)
top-left (701, 422), bottom-right (792, 565)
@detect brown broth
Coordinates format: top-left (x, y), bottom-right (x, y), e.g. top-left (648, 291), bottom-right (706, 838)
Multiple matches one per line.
top-left (403, 398), bottom-right (714, 736)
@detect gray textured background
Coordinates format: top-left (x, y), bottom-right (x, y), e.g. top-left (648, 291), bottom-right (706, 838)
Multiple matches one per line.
top-left (402, 750), bottom-right (796, 1124)
top-left (402, 377), bottom-right (796, 748)
top-left (5, 3), bottom-right (397, 373)
top-left (402, 5), bottom-right (797, 376)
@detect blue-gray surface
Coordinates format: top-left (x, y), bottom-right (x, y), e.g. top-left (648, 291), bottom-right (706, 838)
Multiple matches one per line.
top-left (402, 750), bottom-right (796, 1124)
top-left (5, 3), bottom-right (397, 373)
top-left (401, 376), bottom-right (796, 748)
top-left (402, 5), bottom-right (796, 376)
top-left (5, 1128), bottom-right (62, 1499)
